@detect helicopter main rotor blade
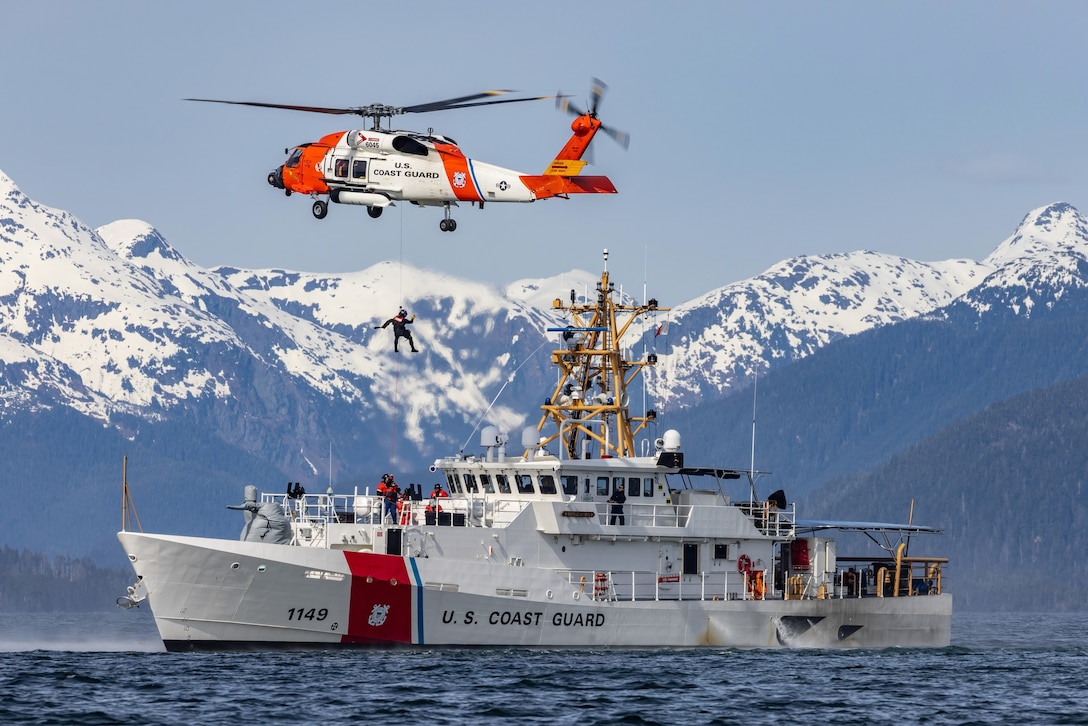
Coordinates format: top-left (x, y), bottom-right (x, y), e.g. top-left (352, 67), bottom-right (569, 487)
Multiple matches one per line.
top-left (185, 98), bottom-right (360, 115)
top-left (410, 94), bottom-right (552, 113)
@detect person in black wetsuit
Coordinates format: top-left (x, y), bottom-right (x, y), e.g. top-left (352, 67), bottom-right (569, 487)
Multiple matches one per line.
top-left (376, 308), bottom-right (418, 352)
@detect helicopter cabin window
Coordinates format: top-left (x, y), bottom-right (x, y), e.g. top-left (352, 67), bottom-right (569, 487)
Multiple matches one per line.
top-left (496, 474), bottom-right (511, 494)
top-left (334, 159), bottom-right (348, 177)
top-left (463, 474), bottom-right (479, 493)
top-left (392, 135), bottom-right (428, 156)
top-left (446, 473), bottom-right (462, 494)
top-left (480, 474), bottom-right (495, 494)
top-left (352, 160), bottom-right (367, 179)
top-left (516, 474), bottom-right (535, 494)
top-left (539, 475), bottom-right (557, 495)
top-left (561, 475), bottom-right (578, 496)
top-left (596, 477), bottom-right (609, 496)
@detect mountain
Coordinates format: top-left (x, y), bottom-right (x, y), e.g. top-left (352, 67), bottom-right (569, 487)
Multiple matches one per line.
top-left (801, 372), bottom-right (1088, 612)
top-left (650, 252), bottom-right (989, 408)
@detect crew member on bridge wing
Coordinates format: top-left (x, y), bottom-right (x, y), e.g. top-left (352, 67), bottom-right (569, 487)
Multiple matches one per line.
top-left (608, 483), bottom-right (626, 525)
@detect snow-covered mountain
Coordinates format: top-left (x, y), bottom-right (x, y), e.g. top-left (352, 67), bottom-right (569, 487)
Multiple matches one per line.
top-left (947, 202), bottom-right (1088, 322)
top-left (646, 202), bottom-right (1088, 407)
top-left (3, 165), bottom-right (1088, 477)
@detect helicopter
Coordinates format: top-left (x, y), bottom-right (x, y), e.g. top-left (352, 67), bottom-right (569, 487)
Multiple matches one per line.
top-left (187, 80), bottom-right (628, 232)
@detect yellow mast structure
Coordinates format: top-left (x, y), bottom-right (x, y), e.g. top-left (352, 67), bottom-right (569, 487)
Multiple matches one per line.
top-left (535, 249), bottom-right (668, 459)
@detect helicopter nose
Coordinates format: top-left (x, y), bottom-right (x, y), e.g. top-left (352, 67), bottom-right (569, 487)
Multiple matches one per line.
top-left (267, 167), bottom-right (285, 189)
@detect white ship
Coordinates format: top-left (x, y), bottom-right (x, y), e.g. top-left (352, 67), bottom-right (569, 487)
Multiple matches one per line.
top-left (117, 250), bottom-right (951, 650)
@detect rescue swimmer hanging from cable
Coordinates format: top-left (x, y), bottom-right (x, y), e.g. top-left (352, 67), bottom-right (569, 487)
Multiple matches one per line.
top-left (186, 78), bottom-right (628, 232)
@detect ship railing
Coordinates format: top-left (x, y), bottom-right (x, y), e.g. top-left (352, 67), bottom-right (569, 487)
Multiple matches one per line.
top-left (786, 559), bottom-right (949, 600)
top-left (736, 501), bottom-right (796, 537)
top-left (563, 569), bottom-right (760, 602)
top-left (587, 502), bottom-right (692, 527)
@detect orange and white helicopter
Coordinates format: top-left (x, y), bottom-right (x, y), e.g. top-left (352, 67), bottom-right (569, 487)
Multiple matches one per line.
top-left (188, 80), bottom-right (628, 231)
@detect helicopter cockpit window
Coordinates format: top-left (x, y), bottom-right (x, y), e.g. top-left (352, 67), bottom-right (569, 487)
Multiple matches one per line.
top-left (392, 135), bottom-right (429, 156)
top-left (285, 148), bottom-right (304, 168)
top-left (352, 160), bottom-right (367, 179)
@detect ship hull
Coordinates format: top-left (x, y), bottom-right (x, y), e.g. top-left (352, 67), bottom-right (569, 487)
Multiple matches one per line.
top-left (119, 532), bottom-right (951, 651)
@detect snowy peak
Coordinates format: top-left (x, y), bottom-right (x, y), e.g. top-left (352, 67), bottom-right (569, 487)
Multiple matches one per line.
top-left (98, 220), bottom-right (186, 264)
top-left (650, 250), bottom-right (990, 407)
top-left (954, 202), bottom-right (1088, 320)
top-left (985, 202), bottom-right (1088, 269)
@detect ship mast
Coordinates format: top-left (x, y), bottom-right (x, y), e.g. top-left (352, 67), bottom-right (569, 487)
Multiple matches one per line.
top-left (535, 249), bottom-right (668, 459)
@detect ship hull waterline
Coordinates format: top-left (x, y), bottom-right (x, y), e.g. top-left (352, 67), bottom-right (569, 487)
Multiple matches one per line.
top-left (119, 532), bottom-right (952, 651)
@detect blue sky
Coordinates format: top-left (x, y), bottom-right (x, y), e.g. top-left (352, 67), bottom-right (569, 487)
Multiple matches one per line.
top-left (3, 1), bottom-right (1087, 303)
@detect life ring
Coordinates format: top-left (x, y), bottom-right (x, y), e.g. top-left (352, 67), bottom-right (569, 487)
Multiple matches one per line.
top-left (737, 554), bottom-right (752, 574)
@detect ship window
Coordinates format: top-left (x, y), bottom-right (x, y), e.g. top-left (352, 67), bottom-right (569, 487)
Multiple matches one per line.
top-left (496, 474), bottom-right (511, 494)
top-left (644, 478), bottom-right (655, 497)
top-left (561, 476), bottom-right (578, 496)
top-left (539, 475), bottom-right (557, 495)
top-left (517, 474), bottom-right (535, 494)
top-left (464, 474), bottom-right (479, 493)
top-left (447, 473), bottom-right (461, 494)
top-left (352, 159), bottom-right (367, 179)
top-left (334, 158), bottom-right (348, 177)
top-left (596, 477), bottom-right (609, 496)
top-left (628, 477), bottom-right (640, 497)
top-left (480, 474), bottom-right (495, 493)
top-left (714, 544), bottom-right (730, 560)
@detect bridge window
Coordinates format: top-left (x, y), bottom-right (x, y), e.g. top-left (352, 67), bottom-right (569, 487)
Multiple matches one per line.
top-left (517, 474), bottom-right (535, 494)
top-left (644, 478), bottom-right (655, 497)
top-left (447, 473), bottom-right (461, 494)
top-left (539, 475), bottom-right (557, 495)
top-left (596, 477), bottom-right (609, 496)
top-left (561, 476), bottom-right (578, 496)
top-left (628, 477), bottom-right (640, 497)
top-left (464, 474), bottom-right (479, 493)
top-left (496, 474), bottom-right (511, 494)
top-left (480, 474), bottom-right (495, 493)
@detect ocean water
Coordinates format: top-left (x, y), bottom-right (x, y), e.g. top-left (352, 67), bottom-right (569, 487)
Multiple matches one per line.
top-left (1, 610), bottom-right (1086, 725)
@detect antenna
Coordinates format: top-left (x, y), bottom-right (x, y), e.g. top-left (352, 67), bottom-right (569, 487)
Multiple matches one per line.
top-left (749, 372), bottom-right (758, 503)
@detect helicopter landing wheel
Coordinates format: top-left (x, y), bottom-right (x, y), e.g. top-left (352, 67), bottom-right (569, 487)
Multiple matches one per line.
top-left (312, 200), bottom-right (328, 219)
top-left (439, 218), bottom-right (457, 232)
top-left (368, 206), bottom-right (383, 219)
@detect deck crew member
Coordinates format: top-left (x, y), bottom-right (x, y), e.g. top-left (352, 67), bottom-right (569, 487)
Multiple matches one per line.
top-left (380, 476), bottom-right (400, 522)
top-left (608, 483), bottom-right (626, 525)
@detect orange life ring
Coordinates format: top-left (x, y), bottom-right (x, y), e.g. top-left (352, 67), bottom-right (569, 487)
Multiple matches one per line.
top-left (737, 554), bottom-right (752, 574)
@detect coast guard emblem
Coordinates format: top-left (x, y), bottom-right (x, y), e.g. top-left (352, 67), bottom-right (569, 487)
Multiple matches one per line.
top-left (453, 171), bottom-right (467, 189)
top-left (368, 604), bottom-right (390, 627)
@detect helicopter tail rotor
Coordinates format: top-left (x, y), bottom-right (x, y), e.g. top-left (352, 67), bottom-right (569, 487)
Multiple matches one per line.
top-left (557, 77), bottom-right (630, 155)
